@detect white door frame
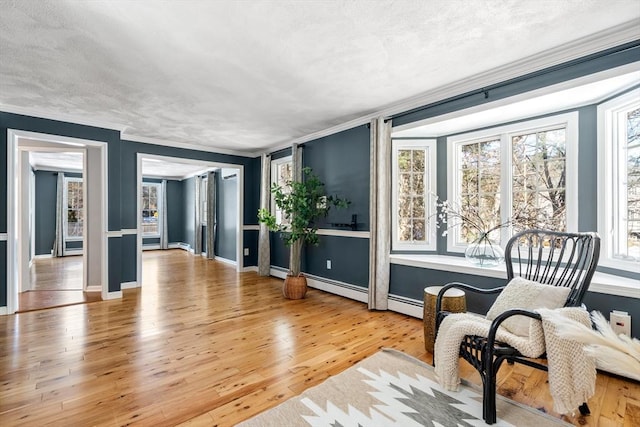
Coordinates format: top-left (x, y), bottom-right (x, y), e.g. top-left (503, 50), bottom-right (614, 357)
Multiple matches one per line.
top-left (6, 129), bottom-right (109, 314)
top-left (136, 153), bottom-right (244, 286)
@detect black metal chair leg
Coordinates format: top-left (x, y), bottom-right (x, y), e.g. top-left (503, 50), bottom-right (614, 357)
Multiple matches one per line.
top-left (578, 402), bottom-right (590, 415)
top-left (483, 377), bottom-right (497, 424)
top-left (483, 356), bottom-right (498, 424)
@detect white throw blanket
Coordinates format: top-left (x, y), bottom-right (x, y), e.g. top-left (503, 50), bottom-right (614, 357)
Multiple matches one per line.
top-left (434, 307), bottom-right (596, 414)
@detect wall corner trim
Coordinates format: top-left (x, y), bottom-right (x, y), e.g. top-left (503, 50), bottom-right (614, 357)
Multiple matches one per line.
top-left (121, 282), bottom-right (139, 290)
top-left (105, 291), bottom-right (123, 300)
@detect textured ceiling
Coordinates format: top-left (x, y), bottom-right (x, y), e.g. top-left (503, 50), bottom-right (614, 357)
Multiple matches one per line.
top-left (1, 1), bottom-right (639, 155)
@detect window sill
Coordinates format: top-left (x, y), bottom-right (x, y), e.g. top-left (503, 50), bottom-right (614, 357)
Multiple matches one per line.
top-left (390, 254), bottom-right (639, 299)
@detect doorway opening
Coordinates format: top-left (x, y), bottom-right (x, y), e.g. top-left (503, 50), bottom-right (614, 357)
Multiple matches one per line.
top-left (136, 154), bottom-right (244, 288)
top-left (7, 130), bottom-right (108, 313)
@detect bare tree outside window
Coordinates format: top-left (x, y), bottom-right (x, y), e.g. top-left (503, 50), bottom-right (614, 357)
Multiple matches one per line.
top-left (66, 179), bottom-right (83, 238)
top-left (142, 183), bottom-right (159, 235)
top-left (397, 149), bottom-right (427, 243)
top-left (511, 127), bottom-right (567, 233)
top-left (626, 107), bottom-right (640, 259)
top-left (453, 124), bottom-right (569, 247)
top-left (458, 139), bottom-right (501, 243)
top-left (274, 161), bottom-right (292, 225)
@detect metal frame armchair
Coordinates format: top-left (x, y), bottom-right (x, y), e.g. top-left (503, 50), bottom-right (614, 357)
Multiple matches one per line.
top-left (434, 229), bottom-right (600, 424)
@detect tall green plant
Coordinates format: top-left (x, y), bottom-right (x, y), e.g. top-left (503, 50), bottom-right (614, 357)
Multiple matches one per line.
top-left (258, 167), bottom-right (349, 276)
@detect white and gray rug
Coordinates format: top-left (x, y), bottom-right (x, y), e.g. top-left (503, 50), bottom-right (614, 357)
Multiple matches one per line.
top-left (237, 348), bottom-right (569, 427)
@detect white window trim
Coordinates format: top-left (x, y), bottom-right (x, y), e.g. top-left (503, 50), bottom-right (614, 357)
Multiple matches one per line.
top-left (63, 176), bottom-right (83, 242)
top-left (597, 87), bottom-right (640, 272)
top-left (391, 139), bottom-right (438, 251)
top-left (389, 253), bottom-right (640, 299)
top-left (271, 155), bottom-right (292, 226)
top-left (141, 182), bottom-right (162, 238)
top-left (446, 112), bottom-right (579, 253)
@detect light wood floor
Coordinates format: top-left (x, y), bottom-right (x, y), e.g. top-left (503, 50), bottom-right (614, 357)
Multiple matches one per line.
top-left (18, 256), bottom-right (100, 312)
top-left (1, 250), bottom-right (638, 426)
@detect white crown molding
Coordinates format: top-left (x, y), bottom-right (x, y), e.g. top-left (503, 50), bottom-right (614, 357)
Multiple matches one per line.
top-left (0, 106), bottom-right (256, 158)
top-left (122, 133), bottom-right (257, 158)
top-left (0, 104), bottom-right (126, 132)
top-left (260, 19), bottom-right (640, 156)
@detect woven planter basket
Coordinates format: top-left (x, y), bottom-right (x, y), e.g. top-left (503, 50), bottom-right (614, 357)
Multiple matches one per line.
top-left (283, 274), bottom-right (307, 299)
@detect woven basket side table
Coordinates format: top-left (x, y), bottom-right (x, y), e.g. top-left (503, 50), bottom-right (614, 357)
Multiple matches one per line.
top-left (423, 286), bottom-right (466, 353)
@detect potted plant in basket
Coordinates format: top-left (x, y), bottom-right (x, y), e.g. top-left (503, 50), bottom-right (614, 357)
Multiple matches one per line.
top-left (258, 167), bottom-right (350, 299)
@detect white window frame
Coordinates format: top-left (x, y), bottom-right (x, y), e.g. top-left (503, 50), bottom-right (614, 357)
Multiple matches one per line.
top-left (597, 87), bottom-right (640, 271)
top-left (391, 139), bottom-right (438, 251)
top-left (63, 176), bottom-right (84, 241)
top-left (447, 112), bottom-right (579, 253)
top-left (271, 155), bottom-right (293, 226)
top-left (141, 182), bottom-right (162, 237)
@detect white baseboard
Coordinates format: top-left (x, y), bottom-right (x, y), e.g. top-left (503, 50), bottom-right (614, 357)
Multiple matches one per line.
top-left (169, 242), bottom-right (191, 251)
top-left (33, 254), bottom-right (52, 259)
top-left (143, 244), bottom-right (161, 250)
top-left (269, 267), bottom-right (425, 318)
top-left (270, 268), bottom-right (368, 304)
top-left (242, 266), bottom-right (258, 272)
top-left (105, 291), bottom-right (123, 300)
top-left (64, 249), bottom-right (84, 256)
top-left (121, 281), bottom-right (139, 289)
top-left (388, 295), bottom-right (424, 319)
top-left (85, 285), bottom-right (102, 293)
top-left (214, 256), bottom-right (237, 266)
top-left (0, 306), bottom-right (7, 316)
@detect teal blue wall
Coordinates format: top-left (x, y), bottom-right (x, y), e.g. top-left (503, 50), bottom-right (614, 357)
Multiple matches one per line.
top-left (0, 111), bottom-right (122, 297)
top-left (1, 41), bottom-right (638, 335)
top-left (264, 41), bottom-right (640, 335)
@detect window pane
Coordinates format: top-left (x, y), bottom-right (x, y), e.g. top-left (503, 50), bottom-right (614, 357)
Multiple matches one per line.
top-left (398, 150), bottom-right (411, 172)
top-left (412, 219), bottom-right (425, 241)
top-left (412, 150), bottom-right (425, 172)
top-left (65, 180), bottom-right (83, 238)
top-left (272, 160), bottom-right (293, 226)
top-left (141, 184), bottom-right (161, 235)
top-left (412, 196), bottom-right (425, 218)
top-left (458, 139), bottom-right (501, 243)
top-left (399, 218), bottom-right (412, 241)
top-left (396, 146), bottom-right (430, 245)
top-left (512, 128), bottom-right (566, 232)
top-left (626, 144), bottom-right (640, 259)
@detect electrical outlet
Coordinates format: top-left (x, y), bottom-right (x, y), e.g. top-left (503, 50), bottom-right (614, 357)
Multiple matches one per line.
top-left (326, 260), bottom-right (331, 269)
top-left (243, 248), bottom-right (249, 256)
top-left (610, 310), bottom-right (631, 336)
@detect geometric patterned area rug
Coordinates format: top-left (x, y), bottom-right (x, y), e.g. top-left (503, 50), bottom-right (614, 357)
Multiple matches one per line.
top-left (237, 348), bottom-right (570, 427)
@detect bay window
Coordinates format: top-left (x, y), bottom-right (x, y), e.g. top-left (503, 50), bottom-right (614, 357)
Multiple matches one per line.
top-left (391, 139), bottom-right (437, 251)
top-left (598, 88), bottom-right (640, 270)
top-left (447, 113), bottom-right (578, 251)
